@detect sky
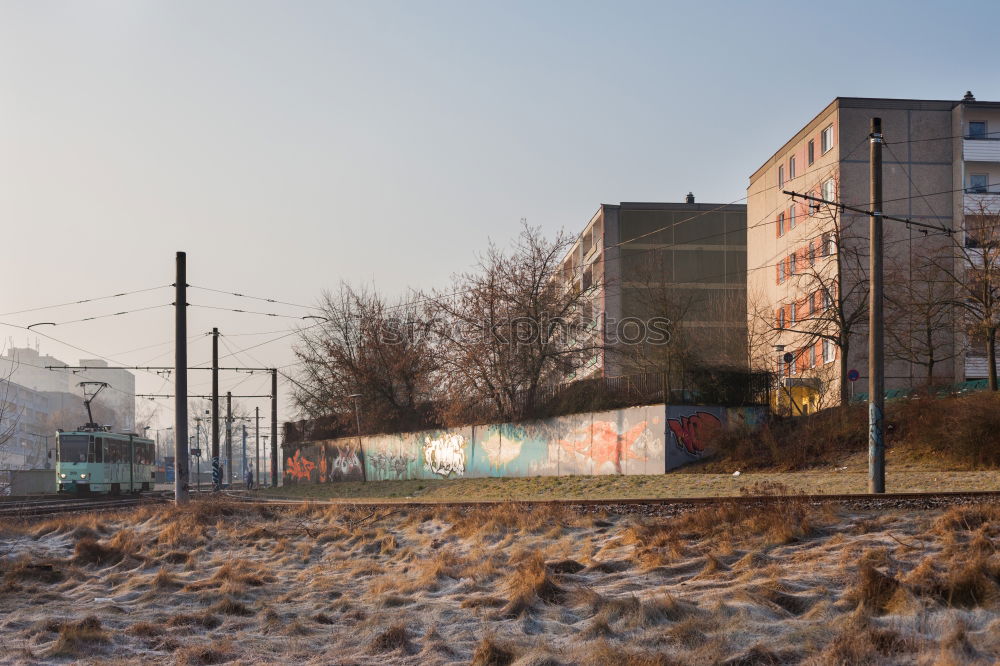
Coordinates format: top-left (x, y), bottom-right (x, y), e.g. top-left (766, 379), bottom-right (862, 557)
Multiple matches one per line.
top-left (2, 0), bottom-right (999, 432)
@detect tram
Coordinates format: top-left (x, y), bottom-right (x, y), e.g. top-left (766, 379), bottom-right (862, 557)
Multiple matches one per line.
top-left (56, 428), bottom-right (156, 494)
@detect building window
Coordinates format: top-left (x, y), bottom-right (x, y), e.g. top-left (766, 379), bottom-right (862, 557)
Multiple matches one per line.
top-left (790, 302), bottom-right (797, 324)
top-left (809, 345), bottom-right (817, 368)
top-left (778, 260), bottom-right (786, 283)
top-left (821, 125), bottom-right (834, 153)
top-left (778, 212), bottom-right (785, 237)
top-left (808, 242), bottom-right (815, 266)
top-left (789, 253), bottom-right (797, 275)
top-left (822, 178), bottom-right (836, 202)
top-left (778, 165), bottom-right (785, 188)
top-left (823, 232), bottom-right (836, 256)
top-left (823, 290), bottom-right (833, 310)
top-left (777, 308), bottom-right (785, 329)
top-left (969, 121), bottom-right (987, 139)
top-left (823, 339), bottom-right (836, 363)
top-left (789, 205), bottom-right (796, 229)
top-left (789, 156), bottom-right (796, 180)
top-left (808, 139), bottom-right (815, 165)
top-left (969, 173), bottom-right (989, 194)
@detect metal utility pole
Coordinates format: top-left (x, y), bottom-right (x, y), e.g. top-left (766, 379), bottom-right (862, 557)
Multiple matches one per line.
top-left (255, 406), bottom-right (260, 489)
top-left (241, 423), bottom-right (248, 487)
top-left (226, 391), bottom-right (233, 488)
top-left (868, 117), bottom-right (885, 494)
top-left (211, 328), bottom-right (221, 491)
top-left (174, 251), bottom-right (190, 504)
top-left (271, 369), bottom-right (278, 487)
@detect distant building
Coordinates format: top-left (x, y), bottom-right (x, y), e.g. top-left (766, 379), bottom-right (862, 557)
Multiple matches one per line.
top-left (0, 347), bottom-right (136, 464)
top-left (747, 93), bottom-right (1000, 411)
top-left (561, 198), bottom-right (748, 379)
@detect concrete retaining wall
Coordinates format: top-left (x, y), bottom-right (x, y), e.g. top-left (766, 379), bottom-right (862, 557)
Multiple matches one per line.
top-left (283, 404), bottom-right (766, 485)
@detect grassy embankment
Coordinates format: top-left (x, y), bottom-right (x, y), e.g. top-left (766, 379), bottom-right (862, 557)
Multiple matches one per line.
top-left (2, 498), bottom-right (999, 663)
top-left (263, 391), bottom-right (1000, 501)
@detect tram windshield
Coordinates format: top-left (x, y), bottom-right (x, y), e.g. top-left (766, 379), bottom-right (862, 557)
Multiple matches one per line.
top-left (59, 435), bottom-right (90, 463)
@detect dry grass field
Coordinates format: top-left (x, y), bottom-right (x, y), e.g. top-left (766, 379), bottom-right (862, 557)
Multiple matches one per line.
top-left (263, 465), bottom-right (1000, 502)
top-left (1, 498), bottom-right (999, 665)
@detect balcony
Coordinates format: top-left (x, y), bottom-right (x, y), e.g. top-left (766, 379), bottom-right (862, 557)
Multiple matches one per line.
top-left (964, 189), bottom-right (1000, 215)
top-left (964, 137), bottom-right (1000, 162)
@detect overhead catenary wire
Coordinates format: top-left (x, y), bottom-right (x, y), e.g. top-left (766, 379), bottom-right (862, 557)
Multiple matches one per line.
top-left (187, 285), bottom-right (321, 311)
top-left (0, 284), bottom-right (171, 318)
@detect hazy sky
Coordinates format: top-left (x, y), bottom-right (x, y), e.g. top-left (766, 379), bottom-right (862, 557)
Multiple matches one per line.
top-left (2, 0), bottom-right (999, 430)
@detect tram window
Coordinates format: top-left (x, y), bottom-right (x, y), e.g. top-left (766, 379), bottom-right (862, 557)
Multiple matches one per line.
top-left (95, 438), bottom-right (103, 463)
top-left (59, 435), bottom-right (89, 463)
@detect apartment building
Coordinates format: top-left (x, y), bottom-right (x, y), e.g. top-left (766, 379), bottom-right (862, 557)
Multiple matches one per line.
top-left (562, 198), bottom-right (747, 380)
top-left (747, 93), bottom-right (1000, 412)
top-left (0, 347), bottom-right (136, 434)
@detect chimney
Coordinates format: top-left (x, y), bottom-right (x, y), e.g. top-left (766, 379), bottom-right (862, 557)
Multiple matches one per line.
top-left (685, 192), bottom-right (695, 204)
top-left (963, 90), bottom-right (976, 102)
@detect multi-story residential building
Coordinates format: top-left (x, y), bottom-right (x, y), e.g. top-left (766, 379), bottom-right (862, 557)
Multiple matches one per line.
top-left (0, 379), bottom-right (54, 469)
top-left (0, 347), bottom-right (136, 436)
top-left (747, 93), bottom-right (999, 412)
top-left (562, 198), bottom-right (748, 380)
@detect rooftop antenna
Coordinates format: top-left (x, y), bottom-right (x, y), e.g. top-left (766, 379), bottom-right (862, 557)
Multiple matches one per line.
top-left (78, 381), bottom-right (109, 429)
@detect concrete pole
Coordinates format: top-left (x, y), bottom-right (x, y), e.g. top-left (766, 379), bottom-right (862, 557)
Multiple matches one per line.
top-left (226, 391), bottom-right (232, 488)
top-left (868, 117), bottom-right (885, 494)
top-left (173, 252), bottom-right (190, 504)
top-left (271, 369), bottom-right (278, 487)
top-left (211, 328), bottom-right (221, 491)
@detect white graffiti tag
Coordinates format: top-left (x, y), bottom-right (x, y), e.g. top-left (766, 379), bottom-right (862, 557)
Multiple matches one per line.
top-left (423, 434), bottom-right (466, 477)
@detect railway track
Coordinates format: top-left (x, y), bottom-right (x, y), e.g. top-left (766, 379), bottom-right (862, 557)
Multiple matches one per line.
top-left (0, 492), bottom-right (171, 519)
top-left (3, 488), bottom-right (997, 519)
top-left (219, 488), bottom-right (1000, 516)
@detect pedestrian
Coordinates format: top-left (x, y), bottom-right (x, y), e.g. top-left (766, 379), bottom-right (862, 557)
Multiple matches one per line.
top-left (245, 463), bottom-right (254, 490)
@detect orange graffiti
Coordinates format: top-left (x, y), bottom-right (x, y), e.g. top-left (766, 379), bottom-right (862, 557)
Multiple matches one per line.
top-left (556, 421), bottom-right (649, 473)
top-left (318, 453), bottom-right (328, 483)
top-left (286, 450), bottom-right (316, 481)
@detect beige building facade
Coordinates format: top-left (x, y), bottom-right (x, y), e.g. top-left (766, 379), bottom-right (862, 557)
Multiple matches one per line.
top-left (748, 94), bottom-right (1000, 411)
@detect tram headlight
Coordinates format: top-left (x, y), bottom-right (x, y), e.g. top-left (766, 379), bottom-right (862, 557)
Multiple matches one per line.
top-left (79, 473), bottom-right (88, 479)
top-left (59, 473), bottom-right (67, 479)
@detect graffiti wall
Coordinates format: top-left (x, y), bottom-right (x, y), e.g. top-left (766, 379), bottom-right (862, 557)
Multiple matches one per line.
top-left (283, 439), bottom-right (364, 485)
top-left (286, 403), bottom-right (766, 484)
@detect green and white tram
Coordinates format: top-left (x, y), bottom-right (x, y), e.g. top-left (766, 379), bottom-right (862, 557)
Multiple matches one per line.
top-left (56, 428), bottom-right (156, 494)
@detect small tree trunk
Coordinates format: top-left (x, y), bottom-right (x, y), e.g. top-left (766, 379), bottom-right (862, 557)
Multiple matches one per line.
top-left (989, 327), bottom-right (998, 391)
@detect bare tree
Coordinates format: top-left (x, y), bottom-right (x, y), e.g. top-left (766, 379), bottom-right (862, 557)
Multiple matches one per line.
top-left (429, 222), bottom-right (602, 422)
top-left (292, 282), bottom-right (437, 433)
top-left (885, 250), bottom-right (961, 384)
top-left (936, 199), bottom-right (1000, 390)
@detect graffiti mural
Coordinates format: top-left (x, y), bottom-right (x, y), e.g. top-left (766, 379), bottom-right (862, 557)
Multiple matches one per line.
top-left (368, 451), bottom-right (417, 480)
top-left (285, 449), bottom-right (317, 482)
top-left (668, 412), bottom-right (722, 456)
top-left (665, 406), bottom-right (725, 471)
top-left (285, 441), bottom-right (364, 484)
top-left (285, 402), bottom-right (759, 483)
top-left (423, 434), bottom-right (466, 477)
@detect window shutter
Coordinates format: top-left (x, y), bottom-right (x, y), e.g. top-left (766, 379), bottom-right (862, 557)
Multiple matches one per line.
top-left (815, 341), bottom-right (823, 366)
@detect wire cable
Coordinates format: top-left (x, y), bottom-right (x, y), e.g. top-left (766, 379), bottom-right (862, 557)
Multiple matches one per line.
top-left (187, 285), bottom-right (321, 311)
top-left (0, 285), bottom-right (171, 318)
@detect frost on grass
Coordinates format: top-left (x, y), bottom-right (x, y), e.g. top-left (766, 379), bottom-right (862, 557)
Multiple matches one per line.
top-left (0, 499), bottom-right (999, 663)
